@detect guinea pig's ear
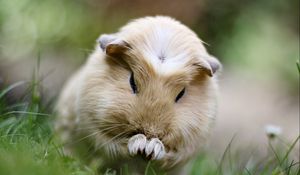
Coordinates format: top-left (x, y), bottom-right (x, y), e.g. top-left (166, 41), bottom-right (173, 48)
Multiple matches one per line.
top-left (196, 55), bottom-right (221, 77)
top-left (98, 34), bottom-right (131, 57)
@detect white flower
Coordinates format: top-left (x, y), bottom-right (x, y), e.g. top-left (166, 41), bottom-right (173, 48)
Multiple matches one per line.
top-left (265, 124), bottom-right (282, 139)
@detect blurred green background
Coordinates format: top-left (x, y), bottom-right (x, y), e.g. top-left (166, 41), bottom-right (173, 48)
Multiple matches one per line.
top-left (0, 0), bottom-right (299, 98)
top-left (0, 0), bottom-right (298, 93)
top-left (0, 0), bottom-right (299, 173)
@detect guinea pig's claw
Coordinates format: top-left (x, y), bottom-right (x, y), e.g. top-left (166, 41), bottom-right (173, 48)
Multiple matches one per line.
top-left (128, 134), bottom-right (165, 160)
top-left (145, 138), bottom-right (165, 160)
top-left (128, 134), bottom-right (147, 156)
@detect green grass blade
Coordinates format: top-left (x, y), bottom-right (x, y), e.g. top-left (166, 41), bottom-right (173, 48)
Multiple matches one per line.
top-left (0, 81), bottom-right (26, 99)
top-left (280, 135), bottom-right (300, 166)
top-left (145, 161), bottom-right (152, 175)
top-left (1, 111), bottom-right (51, 117)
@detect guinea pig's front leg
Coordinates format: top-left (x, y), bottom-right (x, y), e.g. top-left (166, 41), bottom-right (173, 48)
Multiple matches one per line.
top-left (145, 138), bottom-right (165, 160)
top-left (128, 134), bottom-right (166, 160)
top-left (128, 134), bottom-right (147, 156)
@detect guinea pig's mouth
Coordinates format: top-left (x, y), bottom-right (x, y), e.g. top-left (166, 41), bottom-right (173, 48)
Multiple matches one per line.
top-left (126, 130), bottom-right (143, 138)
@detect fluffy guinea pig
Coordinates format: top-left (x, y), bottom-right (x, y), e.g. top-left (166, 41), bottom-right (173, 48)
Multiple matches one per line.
top-left (55, 16), bottom-right (221, 174)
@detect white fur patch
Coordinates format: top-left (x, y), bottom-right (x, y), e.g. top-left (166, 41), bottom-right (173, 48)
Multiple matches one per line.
top-left (120, 16), bottom-right (203, 76)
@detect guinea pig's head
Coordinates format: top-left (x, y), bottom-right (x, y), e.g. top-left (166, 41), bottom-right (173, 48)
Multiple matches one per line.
top-left (79, 16), bottom-right (221, 163)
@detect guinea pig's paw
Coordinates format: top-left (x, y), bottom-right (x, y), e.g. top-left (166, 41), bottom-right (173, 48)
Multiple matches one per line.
top-left (128, 134), bottom-right (147, 156)
top-left (145, 138), bottom-right (165, 160)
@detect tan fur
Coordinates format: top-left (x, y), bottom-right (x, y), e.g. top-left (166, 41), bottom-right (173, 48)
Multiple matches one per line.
top-left (55, 16), bottom-right (221, 174)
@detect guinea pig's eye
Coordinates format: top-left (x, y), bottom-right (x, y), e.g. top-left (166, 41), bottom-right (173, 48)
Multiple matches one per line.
top-left (129, 73), bottom-right (137, 94)
top-left (175, 88), bottom-right (185, 102)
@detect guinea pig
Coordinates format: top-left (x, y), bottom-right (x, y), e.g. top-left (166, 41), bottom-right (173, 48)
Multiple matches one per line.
top-left (55, 16), bottom-right (221, 174)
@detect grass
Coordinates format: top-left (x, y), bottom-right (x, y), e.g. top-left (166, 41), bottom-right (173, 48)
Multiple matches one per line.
top-left (0, 79), bottom-right (299, 175)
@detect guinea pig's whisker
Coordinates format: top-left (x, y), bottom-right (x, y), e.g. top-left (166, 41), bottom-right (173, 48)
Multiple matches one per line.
top-left (79, 124), bottom-right (128, 141)
top-left (83, 119), bottom-right (129, 126)
top-left (76, 123), bottom-right (127, 131)
top-left (81, 130), bottom-right (128, 160)
top-left (64, 130), bottom-right (102, 147)
top-left (95, 131), bottom-right (128, 150)
top-left (66, 126), bottom-right (120, 147)
top-left (79, 119), bottom-right (127, 124)
top-left (92, 121), bottom-right (127, 126)
top-left (81, 125), bottom-right (127, 132)
top-left (96, 118), bottom-right (129, 125)
top-left (85, 123), bottom-right (128, 128)
top-left (81, 129), bottom-right (130, 160)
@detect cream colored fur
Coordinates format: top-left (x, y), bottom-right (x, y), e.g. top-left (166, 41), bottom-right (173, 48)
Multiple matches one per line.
top-left (55, 16), bottom-right (221, 174)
